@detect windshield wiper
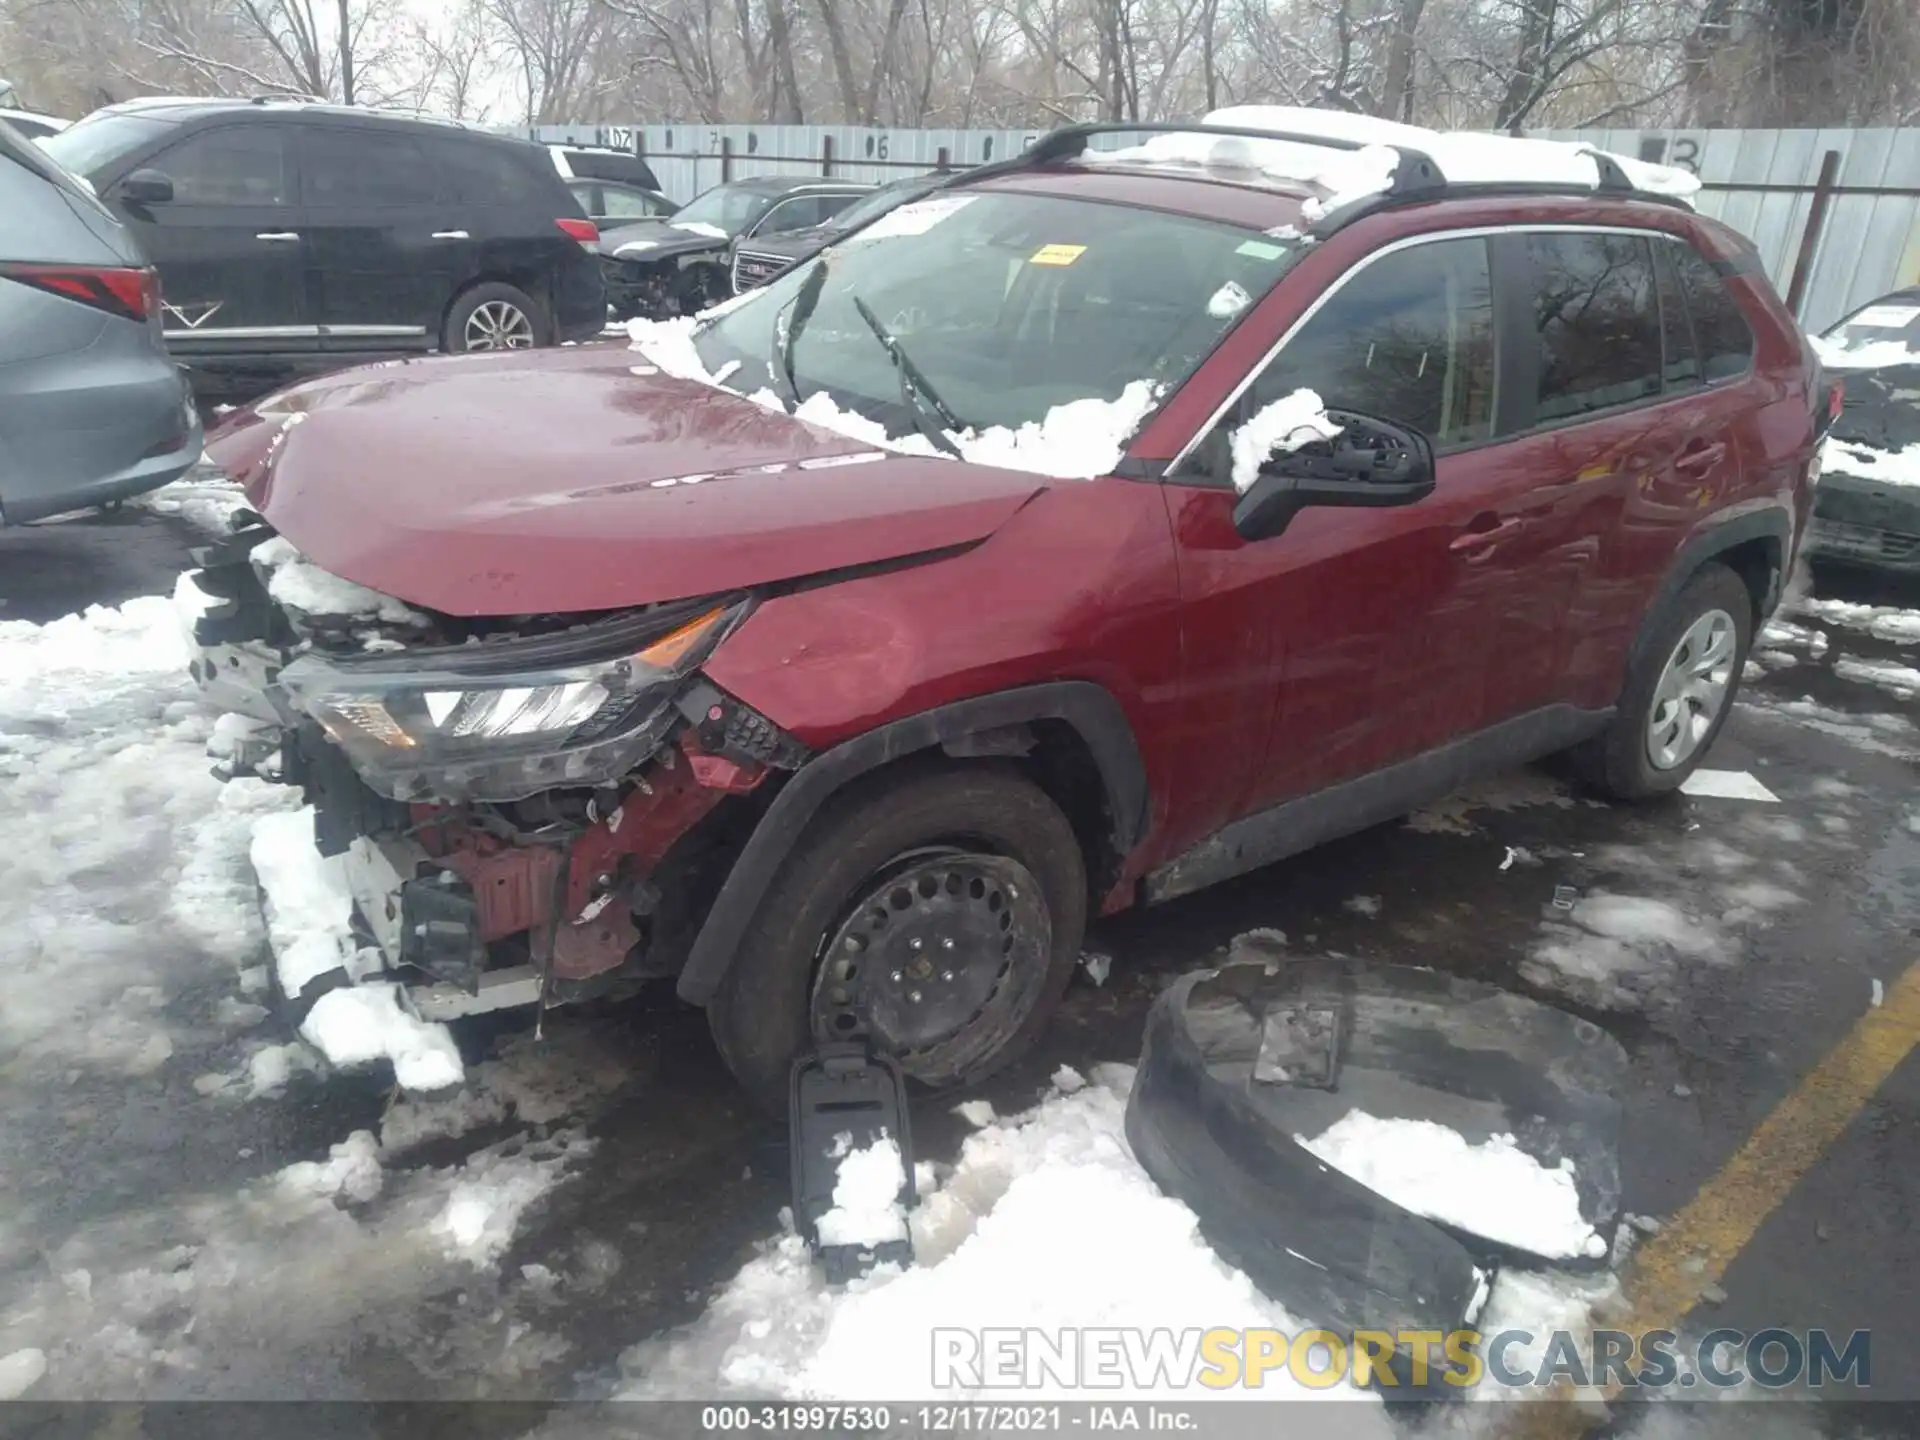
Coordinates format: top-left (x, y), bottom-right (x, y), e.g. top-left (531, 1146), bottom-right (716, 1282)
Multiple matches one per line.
top-left (770, 260), bottom-right (828, 412)
top-left (849, 293), bottom-right (966, 458)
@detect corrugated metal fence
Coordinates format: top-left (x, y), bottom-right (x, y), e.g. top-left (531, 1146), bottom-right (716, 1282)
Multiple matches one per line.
top-left (531, 122), bottom-right (1920, 334)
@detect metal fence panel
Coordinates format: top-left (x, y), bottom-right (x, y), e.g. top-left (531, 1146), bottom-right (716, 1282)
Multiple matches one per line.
top-left (533, 122), bottom-right (1920, 333)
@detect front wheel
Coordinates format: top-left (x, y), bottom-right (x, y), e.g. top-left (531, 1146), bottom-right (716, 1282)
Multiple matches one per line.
top-left (444, 282), bottom-right (549, 353)
top-left (707, 765), bottom-right (1088, 1113)
top-left (1567, 561), bottom-right (1752, 799)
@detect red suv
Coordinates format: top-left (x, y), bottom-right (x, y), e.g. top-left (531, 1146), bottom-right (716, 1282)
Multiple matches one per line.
top-left (187, 115), bottom-right (1823, 1108)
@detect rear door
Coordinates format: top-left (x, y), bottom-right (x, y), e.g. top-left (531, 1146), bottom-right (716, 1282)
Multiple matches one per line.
top-left (297, 124), bottom-right (459, 354)
top-left (116, 122), bottom-right (314, 360)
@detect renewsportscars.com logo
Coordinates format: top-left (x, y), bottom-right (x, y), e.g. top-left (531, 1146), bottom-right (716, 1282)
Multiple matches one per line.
top-left (931, 1327), bottom-right (1872, 1391)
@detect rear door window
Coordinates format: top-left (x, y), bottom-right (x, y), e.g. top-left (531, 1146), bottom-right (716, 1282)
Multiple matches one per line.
top-left (1525, 232), bottom-right (1662, 422)
top-left (1248, 235), bottom-right (1498, 449)
top-left (299, 128), bottom-right (430, 208)
top-left (152, 126), bottom-right (291, 206)
top-left (1671, 244), bottom-right (1754, 382)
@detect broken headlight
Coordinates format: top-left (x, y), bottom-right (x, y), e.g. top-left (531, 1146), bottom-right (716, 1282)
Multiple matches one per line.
top-left (276, 600), bottom-right (744, 802)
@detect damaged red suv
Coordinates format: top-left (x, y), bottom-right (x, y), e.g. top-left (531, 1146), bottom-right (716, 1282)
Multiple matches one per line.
top-left (185, 110), bottom-right (1824, 1107)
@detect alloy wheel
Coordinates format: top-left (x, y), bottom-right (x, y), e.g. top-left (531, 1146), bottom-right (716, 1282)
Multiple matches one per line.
top-left (464, 300), bottom-right (535, 351)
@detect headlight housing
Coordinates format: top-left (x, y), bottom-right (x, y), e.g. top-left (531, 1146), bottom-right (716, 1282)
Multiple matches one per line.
top-left (276, 599), bottom-right (744, 802)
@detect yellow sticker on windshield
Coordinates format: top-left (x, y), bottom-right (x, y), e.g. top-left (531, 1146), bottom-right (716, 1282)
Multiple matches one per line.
top-left (1029, 244), bottom-right (1087, 266)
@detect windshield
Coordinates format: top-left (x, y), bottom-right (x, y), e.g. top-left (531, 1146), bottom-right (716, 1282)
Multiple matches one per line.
top-left (670, 184), bottom-right (774, 235)
top-left (829, 177), bottom-right (941, 234)
top-left (693, 190), bottom-right (1295, 436)
top-left (40, 111), bottom-right (173, 181)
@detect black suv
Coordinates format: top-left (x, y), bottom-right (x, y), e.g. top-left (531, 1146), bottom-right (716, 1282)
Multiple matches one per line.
top-left (43, 99), bottom-right (606, 401)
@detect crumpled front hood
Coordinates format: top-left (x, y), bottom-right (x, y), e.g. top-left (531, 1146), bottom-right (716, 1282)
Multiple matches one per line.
top-left (205, 346), bottom-right (1046, 617)
top-left (597, 218), bottom-right (728, 263)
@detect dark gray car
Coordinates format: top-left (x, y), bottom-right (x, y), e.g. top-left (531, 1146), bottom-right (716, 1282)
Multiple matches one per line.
top-left (0, 123), bottom-right (199, 523)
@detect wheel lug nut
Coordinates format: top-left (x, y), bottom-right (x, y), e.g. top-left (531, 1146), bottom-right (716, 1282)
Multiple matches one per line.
top-left (910, 937), bottom-right (923, 951)
top-left (941, 970), bottom-right (954, 982)
top-left (890, 970), bottom-right (903, 983)
top-left (909, 989), bottom-right (923, 1003)
top-left (942, 937), bottom-right (955, 950)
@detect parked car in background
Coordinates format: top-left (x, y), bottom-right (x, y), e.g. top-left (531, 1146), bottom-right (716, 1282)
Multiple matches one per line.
top-left (0, 119), bottom-right (198, 523)
top-left (599, 175), bottom-right (870, 319)
top-left (547, 144), bottom-right (663, 195)
top-left (1808, 288), bottom-right (1920, 572)
top-left (184, 112), bottom-right (1820, 1108)
top-left (0, 108), bottom-right (68, 141)
top-left (568, 177), bottom-right (676, 226)
top-left (730, 170), bottom-right (960, 293)
top-left (41, 98), bottom-right (605, 402)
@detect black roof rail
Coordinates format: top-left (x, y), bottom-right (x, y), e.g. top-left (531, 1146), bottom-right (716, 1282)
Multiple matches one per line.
top-left (955, 120), bottom-right (1690, 233)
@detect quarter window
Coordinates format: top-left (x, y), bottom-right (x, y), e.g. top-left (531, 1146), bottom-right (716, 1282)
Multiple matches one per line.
top-left (1527, 232), bottom-right (1663, 422)
top-left (153, 127), bottom-right (289, 206)
top-left (1671, 244), bottom-right (1754, 382)
top-left (1247, 236), bottom-right (1497, 449)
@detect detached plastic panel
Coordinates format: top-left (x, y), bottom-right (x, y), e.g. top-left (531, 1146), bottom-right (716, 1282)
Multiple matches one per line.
top-left (790, 1043), bottom-right (917, 1283)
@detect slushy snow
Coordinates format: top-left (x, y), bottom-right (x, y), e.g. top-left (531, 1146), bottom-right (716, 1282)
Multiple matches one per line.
top-left (1230, 387), bottom-right (1343, 492)
top-left (249, 535), bottom-right (427, 625)
top-left (814, 1136), bottom-right (910, 1248)
top-left (250, 805), bottom-right (464, 1090)
top-left (1297, 1111), bottom-right (1605, 1261)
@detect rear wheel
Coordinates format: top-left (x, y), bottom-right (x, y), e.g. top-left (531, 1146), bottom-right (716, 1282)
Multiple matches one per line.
top-left (1568, 562), bottom-right (1752, 799)
top-left (444, 282), bottom-right (549, 353)
top-left (707, 765), bottom-right (1087, 1113)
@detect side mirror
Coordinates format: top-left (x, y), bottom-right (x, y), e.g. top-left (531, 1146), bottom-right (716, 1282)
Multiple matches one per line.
top-left (1232, 409), bottom-right (1437, 542)
top-left (117, 168), bottom-right (174, 205)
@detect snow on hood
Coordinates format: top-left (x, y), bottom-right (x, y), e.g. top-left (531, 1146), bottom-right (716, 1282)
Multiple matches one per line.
top-left (671, 220), bottom-right (730, 239)
top-left (1091, 106), bottom-right (1700, 220)
top-left (1812, 331), bottom-right (1920, 371)
top-left (1821, 435), bottom-right (1920, 489)
top-left (626, 316), bottom-right (1161, 481)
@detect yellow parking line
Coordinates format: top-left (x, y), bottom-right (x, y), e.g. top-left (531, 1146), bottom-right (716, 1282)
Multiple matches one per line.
top-left (1511, 961), bottom-right (1920, 1435)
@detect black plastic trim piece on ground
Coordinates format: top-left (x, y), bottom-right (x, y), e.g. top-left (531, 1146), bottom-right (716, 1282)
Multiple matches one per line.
top-left (791, 1044), bottom-right (916, 1283)
top-left (675, 680), bottom-right (1148, 1004)
top-left (1124, 959), bottom-right (1629, 1381)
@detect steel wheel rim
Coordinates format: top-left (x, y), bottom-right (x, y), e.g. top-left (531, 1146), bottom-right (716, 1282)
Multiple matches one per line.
top-left (464, 300), bottom-right (534, 350)
top-left (1646, 607), bottom-right (1737, 770)
top-left (811, 849), bottom-right (1051, 1081)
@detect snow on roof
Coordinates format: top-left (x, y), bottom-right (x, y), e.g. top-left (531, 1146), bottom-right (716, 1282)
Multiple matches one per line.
top-left (1085, 105), bottom-right (1700, 222)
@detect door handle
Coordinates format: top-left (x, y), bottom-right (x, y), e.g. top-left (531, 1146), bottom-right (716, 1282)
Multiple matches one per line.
top-left (1674, 441), bottom-right (1728, 475)
top-left (254, 231), bottom-right (301, 242)
top-left (1449, 512), bottom-right (1523, 554)
top-left (431, 230), bottom-right (470, 240)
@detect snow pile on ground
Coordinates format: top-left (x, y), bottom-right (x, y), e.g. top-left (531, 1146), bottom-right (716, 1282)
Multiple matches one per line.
top-left (1820, 437), bottom-right (1920, 488)
top-left (1230, 388), bottom-right (1343, 492)
top-left (1743, 694), bottom-right (1919, 758)
top-left (1834, 656), bottom-right (1920, 700)
top-left (1524, 893), bottom-right (1724, 1010)
top-left (814, 1137), bottom-right (910, 1248)
top-left (625, 318), bottom-right (1161, 481)
top-left (617, 1066), bottom-right (1383, 1405)
top-left (250, 805), bottom-right (464, 1092)
top-left (1795, 596), bottom-right (1920, 645)
top-left (1297, 1112), bottom-right (1604, 1260)
top-left (249, 535), bottom-right (427, 625)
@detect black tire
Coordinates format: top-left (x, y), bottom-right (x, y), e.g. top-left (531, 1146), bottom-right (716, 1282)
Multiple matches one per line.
top-left (1567, 561), bottom-right (1753, 799)
top-left (443, 282), bottom-right (550, 353)
top-left (670, 264), bottom-right (724, 317)
top-left (707, 764), bottom-right (1087, 1113)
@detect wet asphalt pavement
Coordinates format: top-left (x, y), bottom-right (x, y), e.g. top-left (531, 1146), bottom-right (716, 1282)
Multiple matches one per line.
top-left (1, 506), bottom-right (1916, 1427)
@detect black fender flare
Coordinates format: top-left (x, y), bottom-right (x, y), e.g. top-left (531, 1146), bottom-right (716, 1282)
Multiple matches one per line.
top-left (675, 680), bottom-right (1149, 1005)
top-left (1628, 506), bottom-right (1791, 678)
